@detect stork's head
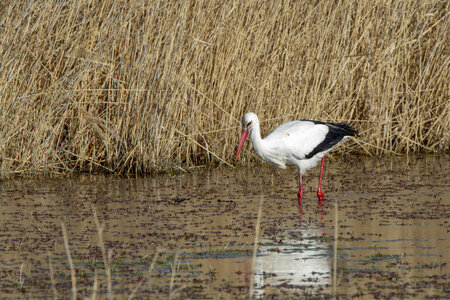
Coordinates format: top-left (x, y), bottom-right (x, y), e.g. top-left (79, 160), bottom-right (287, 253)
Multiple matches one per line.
top-left (235, 112), bottom-right (258, 161)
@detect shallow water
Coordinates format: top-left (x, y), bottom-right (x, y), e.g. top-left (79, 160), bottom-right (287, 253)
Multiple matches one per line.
top-left (0, 155), bottom-right (449, 299)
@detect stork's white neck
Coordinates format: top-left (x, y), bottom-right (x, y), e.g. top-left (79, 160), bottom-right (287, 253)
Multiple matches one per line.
top-left (248, 118), bottom-right (265, 157)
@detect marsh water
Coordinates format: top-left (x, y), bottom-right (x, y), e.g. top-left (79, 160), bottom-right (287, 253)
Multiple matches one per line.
top-left (1, 155), bottom-right (449, 299)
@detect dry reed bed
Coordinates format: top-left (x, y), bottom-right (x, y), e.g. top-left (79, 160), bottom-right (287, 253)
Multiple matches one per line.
top-left (0, 0), bottom-right (448, 177)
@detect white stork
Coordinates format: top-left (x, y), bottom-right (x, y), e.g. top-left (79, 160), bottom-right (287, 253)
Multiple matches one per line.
top-left (235, 112), bottom-right (357, 205)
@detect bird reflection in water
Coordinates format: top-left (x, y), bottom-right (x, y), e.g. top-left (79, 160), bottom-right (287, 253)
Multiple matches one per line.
top-left (254, 204), bottom-right (332, 298)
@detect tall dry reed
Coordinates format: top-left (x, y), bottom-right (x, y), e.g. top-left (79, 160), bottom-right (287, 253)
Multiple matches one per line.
top-left (0, 0), bottom-right (448, 177)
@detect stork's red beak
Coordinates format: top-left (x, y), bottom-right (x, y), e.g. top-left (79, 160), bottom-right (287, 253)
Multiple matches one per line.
top-left (235, 129), bottom-right (249, 161)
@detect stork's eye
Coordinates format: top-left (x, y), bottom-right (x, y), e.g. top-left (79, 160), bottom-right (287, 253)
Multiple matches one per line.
top-left (246, 120), bottom-right (253, 129)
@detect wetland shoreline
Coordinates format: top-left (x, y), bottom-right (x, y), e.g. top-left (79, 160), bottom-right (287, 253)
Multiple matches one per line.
top-left (1, 155), bottom-right (448, 298)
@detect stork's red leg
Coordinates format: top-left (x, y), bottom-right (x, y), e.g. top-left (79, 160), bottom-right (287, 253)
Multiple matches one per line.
top-left (298, 206), bottom-right (304, 226)
top-left (297, 171), bottom-right (303, 205)
top-left (317, 156), bottom-right (325, 202)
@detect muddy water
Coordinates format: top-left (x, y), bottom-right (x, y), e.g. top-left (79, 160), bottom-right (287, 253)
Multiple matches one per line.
top-left (0, 155), bottom-right (448, 299)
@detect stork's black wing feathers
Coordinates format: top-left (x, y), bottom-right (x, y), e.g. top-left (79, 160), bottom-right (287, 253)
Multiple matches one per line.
top-left (303, 120), bottom-right (357, 159)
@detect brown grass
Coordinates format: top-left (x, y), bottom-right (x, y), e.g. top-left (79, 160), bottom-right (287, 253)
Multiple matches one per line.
top-left (0, 0), bottom-right (448, 177)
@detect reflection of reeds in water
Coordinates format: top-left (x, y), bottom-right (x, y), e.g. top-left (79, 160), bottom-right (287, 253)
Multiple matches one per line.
top-left (129, 248), bottom-right (161, 299)
top-left (61, 222), bottom-right (77, 300)
top-left (59, 208), bottom-right (167, 299)
top-left (169, 249), bottom-right (180, 300)
top-left (333, 203), bottom-right (338, 297)
top-left (0, 1), bottom-right (448, 178)
top-left (60, 209), bottom-right (114, 299)
top-left (47, 252), bottom-right (58, 299)
top-left (92, 207), bottom-right (113, 300)
top-left (249, 194), bottom-right (264, 299)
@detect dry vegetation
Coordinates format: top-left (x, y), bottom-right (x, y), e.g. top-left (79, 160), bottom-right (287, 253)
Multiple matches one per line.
top-left (0, 0), bottom-right (448, 177)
